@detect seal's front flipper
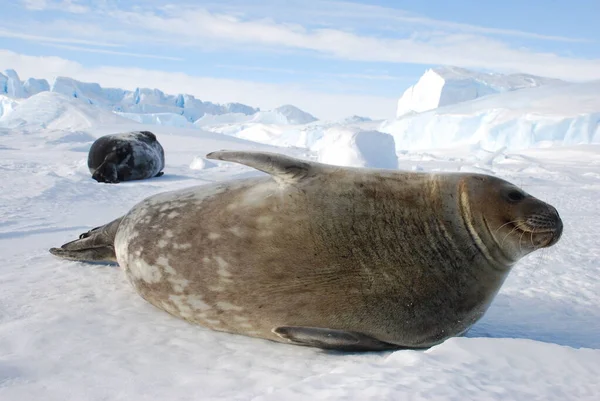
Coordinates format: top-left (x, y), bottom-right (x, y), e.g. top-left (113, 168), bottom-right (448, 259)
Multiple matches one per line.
top-left (273, 326), bottom-right (398, 351)
top-left (92, 161), bottom-right (119, 183)
top-left (206, 150), bottom-right (326, 185)
top-left (49, 218), bottom-right (122, 264)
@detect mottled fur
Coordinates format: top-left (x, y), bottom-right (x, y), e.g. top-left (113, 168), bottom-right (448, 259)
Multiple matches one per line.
top-left (50, 151), bottom-right (562, 350)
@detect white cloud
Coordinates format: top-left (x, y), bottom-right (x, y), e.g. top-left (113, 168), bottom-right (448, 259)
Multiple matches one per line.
top-left (305, 1), bottom-right (590, 43)
top-left (21, 0), bottom-right (89, 14)
top-left (47, 44), bottom-right (184, 61)
top-left (0, 29), bottom-right (121, 48)
top-left (0, 49), bottom-right (396, 120)
top-left (85, 5), bottom-right (600, 82)
top-left (216, 64), bottom-right (409, 81)
top-left (174, 0), bottom-right (588, 43)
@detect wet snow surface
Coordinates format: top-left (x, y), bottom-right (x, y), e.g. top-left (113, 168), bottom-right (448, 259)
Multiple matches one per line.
top-left (0, 119), bottom-right (599, 400)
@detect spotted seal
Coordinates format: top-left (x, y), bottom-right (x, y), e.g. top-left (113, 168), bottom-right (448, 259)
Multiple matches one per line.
top-left (50, 150), bottom-right (563, 351)
top-left (87, 130), bottom-right (165, 183)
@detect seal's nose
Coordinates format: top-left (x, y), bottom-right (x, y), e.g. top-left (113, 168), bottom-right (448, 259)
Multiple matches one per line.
top-left (546, 207), bottom-right (563, 247)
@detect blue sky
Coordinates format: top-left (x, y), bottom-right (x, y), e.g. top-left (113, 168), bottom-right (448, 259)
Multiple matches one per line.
top-left (0, 0), bottom-right (598, 119)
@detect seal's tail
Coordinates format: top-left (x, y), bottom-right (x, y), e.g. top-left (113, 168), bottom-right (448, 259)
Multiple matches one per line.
top-left (49, 217), bottom-right (122, 263)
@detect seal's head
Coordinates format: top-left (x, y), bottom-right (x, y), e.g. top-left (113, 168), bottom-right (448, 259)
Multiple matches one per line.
top-left (459, 174), bottom-right (563, 264)
top-left (91, 150), bottom-right (120, 183)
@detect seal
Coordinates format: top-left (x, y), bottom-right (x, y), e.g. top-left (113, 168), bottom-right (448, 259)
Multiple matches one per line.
top-left (87, 130), bottom-right (165, 183)
top-left (50, 151), bottom-right (563, 351)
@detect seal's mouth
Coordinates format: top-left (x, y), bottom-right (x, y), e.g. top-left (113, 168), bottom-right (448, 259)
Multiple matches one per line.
top-left (509, 218), bottom-right (563, 249)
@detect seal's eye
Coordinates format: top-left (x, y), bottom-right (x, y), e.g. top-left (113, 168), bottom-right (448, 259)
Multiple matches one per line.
top-left (507, 190), bottom-right (525, 202)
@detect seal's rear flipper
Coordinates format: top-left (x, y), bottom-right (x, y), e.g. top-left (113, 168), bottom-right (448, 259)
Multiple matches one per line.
top-left (49, 246), bottom-right (117, 264)
top-left (49, 217), bottom-right (122, 264)
top-left (273, 326), bottom-right (399, 351)
top-left (206, 150), bottom-right (326, 185)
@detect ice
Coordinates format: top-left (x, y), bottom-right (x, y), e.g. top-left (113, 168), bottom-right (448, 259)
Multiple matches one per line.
top-left (313, 127), bottom-right (398, 169)
top-left (0, 95), bottom-right (19, 119)
top-left (23, 77), bottom-right (50, 96)
top-left (396, 66), bottom-right (564, 117)
top-left (189, 156), bottom-right (218, 170)
top-left (194, 112), bottom-right (254, 127)
top-left (0, 91), bottom-right (133, 131)
top-left (49, 77), bottom-right (260, 122)
top-left (383, 80), bottom-right (600, 152)
top-left (251, 105), bottom-right (317, 125)
top-left (1, 69), bottom-right (27, 98)
top-left (116, 112), bottom-right (195, 129)
top-left (1, 72), bottom-right (261, 122)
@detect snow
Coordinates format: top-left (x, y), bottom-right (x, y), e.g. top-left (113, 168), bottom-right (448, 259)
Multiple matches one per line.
top-left (189, 156), bottom-right (218, 170)
top-left (194, 106), bottom-right (317, 128)
top-left (115, 111), bottom-right (194, 129)
top-left (0, 95), bottom-right (19, 119)
top-left (251, 105), bottom-right (317, 125)
top-left (194, 112), bottom-right (254, 127)
top-left (313, 127), bottom-right (398, 169)
top-left (0, 66), bottom-right (599, 401)
top-left (0, 91), bottom-right (133, 131)
top-left (396, 66), bottom-right (564, 117)
top-left (383, 80), bottom-right (600, 152)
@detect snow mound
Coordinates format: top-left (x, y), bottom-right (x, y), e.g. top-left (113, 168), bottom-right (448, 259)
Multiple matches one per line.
top-left (202, 105), bottom-right (320, 126)
top-left (382, 80), bottom-right (600, 151)
top-left (189, 156), bottom-right (218, 170)
top-left (0, 91), bottom-right (133, 131)
top-left (115, 112), bottom-right (194, 128)
top-left (339, 115), bottom-right (373, 124)
top-left (251, 105), bottom-right (317, 125)
top-left (313, 127), bottom-right (398, 169)
top-left (45, 131), bottom-right (97, 145)
top-left (194, 112), bottom-right (254, 127)
top-left (396, 66), bottom-right (564, 117)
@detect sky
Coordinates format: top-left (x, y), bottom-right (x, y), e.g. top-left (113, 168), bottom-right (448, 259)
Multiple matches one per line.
top-left (0, 0), bottom-right (599, 120)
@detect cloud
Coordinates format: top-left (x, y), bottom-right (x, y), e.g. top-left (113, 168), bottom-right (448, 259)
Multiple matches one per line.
top-left (0, 29), bottom-right (121, 48)
top-left (173, 0), bottom-right (588, 43)
top-left (299, 1), bottom-right (590, 43)
top-left (21, 0), bottom-right (89, 14)
top-left (216, 64), bottom-right (409, 81)
top-left (0, 49), bottom-right (396, 120)
top-left (47, 44), bottom-right (184, 61)
top-left (100, 6), bottom-right (600, 82)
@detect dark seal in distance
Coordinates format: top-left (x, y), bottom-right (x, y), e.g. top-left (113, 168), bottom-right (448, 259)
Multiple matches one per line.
top-left (87, 131), bottom-right (165, 183)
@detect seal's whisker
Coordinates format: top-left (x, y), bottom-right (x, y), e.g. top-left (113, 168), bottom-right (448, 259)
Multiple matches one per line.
top-left (515, 222), bottom-right (531, 252)
top-left (518, 229), bottom-right (526, 253)
top-left (501, 225), bottom-right (520, 247)
top-left (529, 227), bottom-right (536, 248)
top-left (494, 220), bottom-right (520, 235)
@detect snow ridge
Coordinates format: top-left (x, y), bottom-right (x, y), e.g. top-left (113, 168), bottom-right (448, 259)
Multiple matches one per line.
top-left (0, 69), bottom-right (260, 122)
top-left (384, 80), bottom-right (600, 151)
